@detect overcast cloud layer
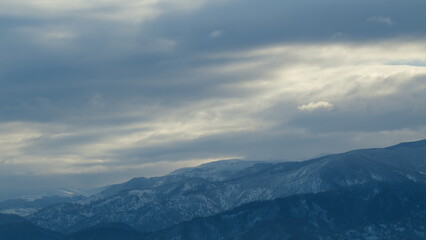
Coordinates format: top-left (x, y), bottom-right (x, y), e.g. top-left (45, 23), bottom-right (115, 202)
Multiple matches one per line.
top-left (1, 0), bottom-right (426, 199)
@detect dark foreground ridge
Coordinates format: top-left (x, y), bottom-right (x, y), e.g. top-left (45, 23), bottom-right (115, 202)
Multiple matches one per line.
top-left (140, 182), bottom-right (426, 240)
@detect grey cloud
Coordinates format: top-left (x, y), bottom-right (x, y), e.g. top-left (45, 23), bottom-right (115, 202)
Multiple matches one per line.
top-left (146, 0), bottom-right (426, 51)
top-left (2, 0), bottom-right (426, 118)
top-left (2, 0), bottom-right (426, 199)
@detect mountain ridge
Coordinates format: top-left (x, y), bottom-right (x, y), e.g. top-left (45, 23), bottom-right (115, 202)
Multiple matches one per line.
top-left (27, 139), bottom-right (426, 233)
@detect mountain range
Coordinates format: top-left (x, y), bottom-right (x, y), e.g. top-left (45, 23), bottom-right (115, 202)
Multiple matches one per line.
top-left (1, 139), bottom-right (426, 239)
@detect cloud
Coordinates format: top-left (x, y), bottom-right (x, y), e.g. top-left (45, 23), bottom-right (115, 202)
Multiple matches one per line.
top-left (2, 0), bottom-right (426, 199)
top-left (0, 0), bottom-right (209, 23)
top-left (2, 41), bottom-right (426, 177)
top-left (366, 16), bottom-right (394, 26)
top-left (298, 101), bottom-right (334, 112)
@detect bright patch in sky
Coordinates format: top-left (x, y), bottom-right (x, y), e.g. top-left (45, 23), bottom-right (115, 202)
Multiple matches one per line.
top-left (298, 102), bottom-right (334, 112)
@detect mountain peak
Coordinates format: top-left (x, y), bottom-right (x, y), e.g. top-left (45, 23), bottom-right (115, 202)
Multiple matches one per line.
top-left (168, 159), bottom-right (260, 181)
top-left (386, 139), bottom-right (426, 149)
top-left (169, 159), bottom-right (247, 174)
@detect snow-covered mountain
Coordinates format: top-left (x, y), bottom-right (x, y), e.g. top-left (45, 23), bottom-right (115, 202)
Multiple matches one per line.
top-left (4, 183), bottom-right (426, 240)
top-left (168, 159), bottom-right (261, 181)
top-left (28, 140), bottom-right (426, 233)
top-left (140, 182), bottom-right (426, 240)
top-left (84, 159), bottom-right (260, 203)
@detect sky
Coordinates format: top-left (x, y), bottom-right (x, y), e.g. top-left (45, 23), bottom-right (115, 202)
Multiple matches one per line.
top-left (1, 0), bottom-right (426, 199)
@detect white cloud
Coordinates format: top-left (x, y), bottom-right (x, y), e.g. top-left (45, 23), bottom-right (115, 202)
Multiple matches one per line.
top-left (298, 101), bottom-right (334, 112)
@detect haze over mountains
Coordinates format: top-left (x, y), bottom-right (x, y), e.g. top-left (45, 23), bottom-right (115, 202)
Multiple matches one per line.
top-left (1, 139), bottom-right (426, 239)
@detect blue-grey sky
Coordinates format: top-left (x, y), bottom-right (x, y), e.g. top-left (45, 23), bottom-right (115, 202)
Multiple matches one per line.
top-left (1, 0), bottom-right (426, 199)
